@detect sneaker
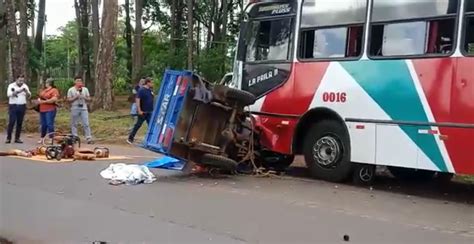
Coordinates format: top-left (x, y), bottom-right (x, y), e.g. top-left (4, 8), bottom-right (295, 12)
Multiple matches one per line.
top-left (38, 138), bottom-right (44, 144)
top-left (5, 139), bottom-right (11, 144)
top-left (14, 139), bottom-right (23, 144)
top-left (126, 139), bottom-right (134, 145)
top-left (86, 139), bottom-right (94, 144)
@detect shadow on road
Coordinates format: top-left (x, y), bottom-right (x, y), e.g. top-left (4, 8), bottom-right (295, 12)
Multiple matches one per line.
top-left (286, 166), bottom-right (474, 205)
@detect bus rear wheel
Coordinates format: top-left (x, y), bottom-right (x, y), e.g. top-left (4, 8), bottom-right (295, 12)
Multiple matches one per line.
top-left (303, 120), bottom-right (352, 182)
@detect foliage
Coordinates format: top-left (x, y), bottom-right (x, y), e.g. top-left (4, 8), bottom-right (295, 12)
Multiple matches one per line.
top-left (4, 0), bottom-right (244, 101)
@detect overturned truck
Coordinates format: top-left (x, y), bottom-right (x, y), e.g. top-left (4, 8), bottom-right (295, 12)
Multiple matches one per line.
top-left (142, 70), bottom-right (293, 174)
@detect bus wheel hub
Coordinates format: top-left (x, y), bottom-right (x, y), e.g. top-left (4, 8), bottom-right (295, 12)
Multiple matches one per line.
top-left (313, 136), bottom-right (340, 167)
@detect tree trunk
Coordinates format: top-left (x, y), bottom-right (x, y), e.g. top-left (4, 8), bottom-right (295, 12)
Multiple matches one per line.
top-left (170, 0), bottom-right (177, 52)
top-left (5, 0), bottom-right (21, 79)
top-left (17, 0), bottom-right (28, 80)
top-left (196, 19), bottom-right (200, 57)
top-left (132, 0), bottom-right (143, 82)
top-left (93, 0), bottom-right (118, 111)
top-left (187, 0), bottom-right (193, 70)
top-left (32, 0), bottom-right (46, 86)
top-left (75, 0), bottom-right (92, 88)
top-left (91, 0), bottom-right (100, 94)
top-left (206, 0), bottom-right (215, 49)
top-left (0, 0), bottom-right (7, 100)
top-left (18, 0), bottom-right (28, 80)
top-left (30, 5), bottom-right (35, 39)
top-left (124, 0), bottom-right (133, 82)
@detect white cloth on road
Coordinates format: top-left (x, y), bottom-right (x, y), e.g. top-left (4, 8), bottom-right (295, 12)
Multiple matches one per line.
top-left (100, 163), bottom-right (156, 185)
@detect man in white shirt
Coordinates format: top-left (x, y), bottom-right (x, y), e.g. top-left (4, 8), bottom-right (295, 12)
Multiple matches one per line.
top-left (67, 77), bottom-right (94, 144)
top-left (6, 75), bottom-right (31, 143)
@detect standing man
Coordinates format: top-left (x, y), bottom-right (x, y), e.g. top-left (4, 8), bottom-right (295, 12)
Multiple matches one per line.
top-left (128, 77), bottom-right (145, 132)
top-left (6, 75), bottom-right (31, 143)
top-left (67, 76), bottom-right (94, 144)
top-left (127, 78), bottom-right (154, 144)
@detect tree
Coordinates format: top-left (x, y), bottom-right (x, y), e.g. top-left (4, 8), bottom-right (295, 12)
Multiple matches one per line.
top-left (18, 0), bottom-right (28, 79)
top-left (132, 0), bottom-right (143, 82)
top-left (74, 0), bottom-right (92, 88)
top-left (124, 0), bottom-right (133, 81)
top-left (187, 0), bottom-right (193, 70)
top-left (5, 0), bottom-right (22, 79)
top-left (0, 0), bottom-right (8, 100)
top-left (32, 0), bottom-right (46, 85)
top-left (91, 0), bottom-right (100, 79)
top-left (94, 0), bottom-right (119, 110)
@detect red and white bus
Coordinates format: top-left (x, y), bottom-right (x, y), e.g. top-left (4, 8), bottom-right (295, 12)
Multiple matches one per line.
top-left (232, 0), bottom-right (474, 183)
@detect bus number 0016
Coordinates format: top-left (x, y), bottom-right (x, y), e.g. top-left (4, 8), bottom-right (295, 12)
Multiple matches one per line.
top-left (322, 92), bottom-right (347, 103)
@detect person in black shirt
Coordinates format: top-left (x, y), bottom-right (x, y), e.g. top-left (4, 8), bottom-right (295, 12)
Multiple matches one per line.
top-left (127, 78), bottom-right (154, 144)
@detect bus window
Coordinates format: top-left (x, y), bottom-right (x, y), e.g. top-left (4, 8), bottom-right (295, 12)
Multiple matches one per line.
top-left (466, 17), bottom-right (474, 54)
top-left (245, 18), bottom-right (293, 62)
top-left (370, 19), bottom-right (456, 57)
top-left (372, 0), bottom-right (459, 22)
top-left (426, 19), bottom-right (455, 54)
top-left (300, 26), bottom-right (363, 59)
top-left (465, 3), bottom-right (474, 55)
top-left (299, 0), bottom-right (366, 60)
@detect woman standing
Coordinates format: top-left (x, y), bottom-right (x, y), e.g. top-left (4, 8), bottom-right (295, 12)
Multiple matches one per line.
top-left (38, 79), bottom-right (60, 143)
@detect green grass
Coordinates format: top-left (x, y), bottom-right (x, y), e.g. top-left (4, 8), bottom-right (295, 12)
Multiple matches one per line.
top-left (455, 175), bottom-right (474, 184)
top-left (0, 102), bottom-right (146, 144)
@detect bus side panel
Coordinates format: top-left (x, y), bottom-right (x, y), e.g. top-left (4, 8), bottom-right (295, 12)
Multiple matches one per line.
top-left (254, 62), bottom-right (330, 154)
top-left (413, 58), bottom-right (474, 174)
top-left (312, 60), bottom-right (453, 173)
top-left (252, 66), bottom-right (298, 154)
top-left (253, 115), bottom-right (299, 154)
top-left (296, 61), bottom-right (379, 165)
top-left (444, 57), bottom-right (474, 174)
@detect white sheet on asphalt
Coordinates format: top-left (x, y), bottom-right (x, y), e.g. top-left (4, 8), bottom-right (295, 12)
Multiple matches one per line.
top-left (100, 163), bottom-right (156, 185)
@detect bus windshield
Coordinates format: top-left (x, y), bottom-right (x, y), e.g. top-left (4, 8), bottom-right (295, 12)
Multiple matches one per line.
top-left (237, 1), bottom-right (297, 98)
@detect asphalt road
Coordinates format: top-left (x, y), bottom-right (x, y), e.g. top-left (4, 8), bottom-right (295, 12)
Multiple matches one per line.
top-left (1, 138), bottom-right (473, 243)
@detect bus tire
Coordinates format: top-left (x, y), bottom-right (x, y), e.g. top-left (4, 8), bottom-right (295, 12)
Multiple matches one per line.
top-left (225, 88), bottom-right (256, 107)
top-left (303, 120), bottom-right (352, 182)
top-left (387, 166), bottom-right (435, 182)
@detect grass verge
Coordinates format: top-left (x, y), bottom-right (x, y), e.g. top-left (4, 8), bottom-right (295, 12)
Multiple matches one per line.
top-left (0, 106), bottom-right (145, 144)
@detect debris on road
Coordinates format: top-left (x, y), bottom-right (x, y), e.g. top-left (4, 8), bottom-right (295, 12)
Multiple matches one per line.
top-left (145, 156), bottom-right (185, 170)
top-left (100, 163), bottom-right (156, 185)
top-left (343, 234), bottom-right (350, 241)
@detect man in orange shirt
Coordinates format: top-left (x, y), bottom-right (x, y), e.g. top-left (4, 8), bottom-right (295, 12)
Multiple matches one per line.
top-left (37, 78), bottom-right (60, 143)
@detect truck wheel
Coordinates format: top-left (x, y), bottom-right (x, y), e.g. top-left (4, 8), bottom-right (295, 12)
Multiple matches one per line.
top-left (303, 120), bottom-right (352, 182)
top-left (387, 166), bottom-right (435, 182)
top-left (201, 154), bottom-right (238, 171)
top-left (225, 88), bottom-right (256, 107)
top-left (352, 163), bottom-right (376, 185)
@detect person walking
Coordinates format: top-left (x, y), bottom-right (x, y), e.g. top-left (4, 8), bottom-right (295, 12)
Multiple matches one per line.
top-left (67, 76), bottom-right (94, 144)
top-left (127, 78), bottom-right (154, 144)
top-left (128, 78), bottom-right (145, 132)
top-left (38, 78), bottom-right (60, 143)
top-left (6, 75), bottom-right (31, 143)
